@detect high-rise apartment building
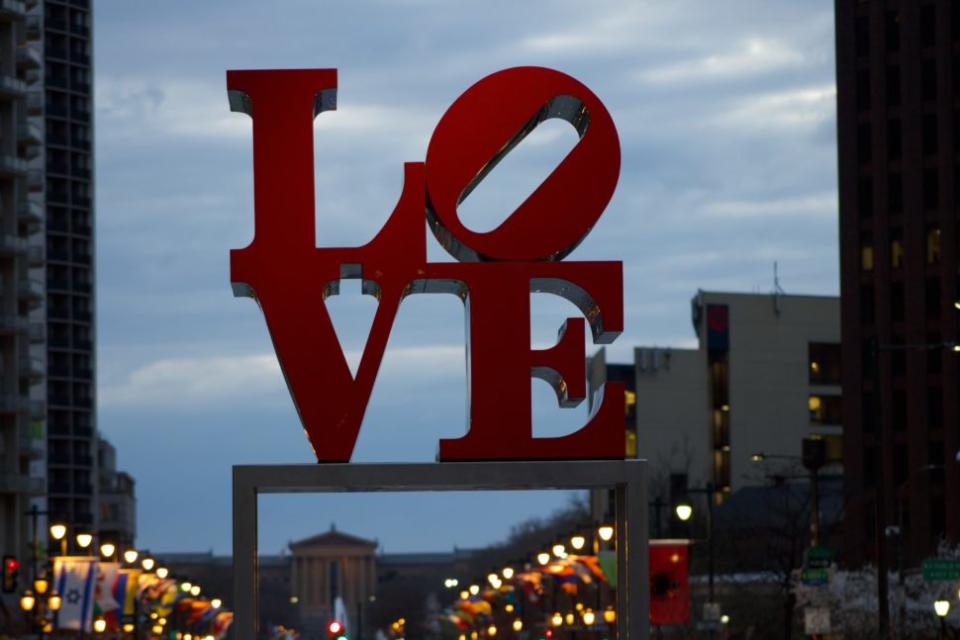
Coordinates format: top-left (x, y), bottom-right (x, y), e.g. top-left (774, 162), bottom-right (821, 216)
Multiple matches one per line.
top-left (836, 0), bottom-right (960, 566)
top-left (42, 0), bottom-right (98, 544)
top-left (0, 0), bottom-right (48, 614)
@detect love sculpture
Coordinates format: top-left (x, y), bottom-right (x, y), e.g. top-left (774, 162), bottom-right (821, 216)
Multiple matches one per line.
top-left (227, 67), bottom-right (648, 639)
top-left (227, 66), bottom-right (625, 462)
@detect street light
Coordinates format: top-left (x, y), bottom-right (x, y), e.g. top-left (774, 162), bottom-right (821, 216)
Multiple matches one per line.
top-left (49, 523), bottom-right (67, 556)
top-left (551, 544), bottom-right (566, 559)
top-left (597, 525), bottom-right (614, 542)
top-left (674, 484), bottom-right (720, 628)
top-left (48, 591), bottom-right (61, 611)
top-left (34, 577), bottom-right (49, 595)
top-left (19, 590), bottom-right (36, 611)
top-left (469, 584), bottom-right (480, 596)
top-left (94, 617), bottom-right (107, 633)
top-left (99, 542), bottom-right (115, 559)
top-left (142, 557), bottom-right (155, 571)
top-left (501, 566), bottom-right (513, 580)
top-left (123, 549), bottom-right (138, 564)
top-left (537, 552), bottom-right (550, 566)
top-left (570, 534), bottom-right (586, 551)
top-left (156, 566), bottom-right (169, 579)
top-left (211, 597), bottom-right (222, 609)
top-left (512, 619), bottom-right (523, 632)
top-left (76, 532), bottom-right (93, 550)
top-left (935, 600), bottom-right (950, 617)
top-left (583, 610), bottom-right (595, 625)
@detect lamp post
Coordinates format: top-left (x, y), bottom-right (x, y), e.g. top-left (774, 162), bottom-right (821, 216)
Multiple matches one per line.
top-left (751, 437), bottom-right (828, 548)
top-left (870, 338), bottom-right (960, 639)
top-left (935, 599), bottom-right (950, 639)
top-left (674, 483), bottom-right (719, 634)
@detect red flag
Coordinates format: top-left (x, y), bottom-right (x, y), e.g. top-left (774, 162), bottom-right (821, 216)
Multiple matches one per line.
top-left (649, 542), bottom-right (689, 625)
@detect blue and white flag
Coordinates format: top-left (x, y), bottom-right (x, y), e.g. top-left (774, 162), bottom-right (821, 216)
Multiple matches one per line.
top-left (53, 556), bottom-right (98, 631)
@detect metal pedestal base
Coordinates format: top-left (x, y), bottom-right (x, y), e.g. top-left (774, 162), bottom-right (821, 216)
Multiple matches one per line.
top-left (232, 460), bottom-right (649, 639)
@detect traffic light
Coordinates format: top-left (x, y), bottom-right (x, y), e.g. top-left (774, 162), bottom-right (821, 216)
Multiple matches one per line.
top-left (2, 555), bottom-right (18, 593)
top-left (327, 621), bottom-right (346, 640)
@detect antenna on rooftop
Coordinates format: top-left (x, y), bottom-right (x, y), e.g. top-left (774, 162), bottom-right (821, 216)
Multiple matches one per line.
top-left (773, 262), bottom-right (785, 316)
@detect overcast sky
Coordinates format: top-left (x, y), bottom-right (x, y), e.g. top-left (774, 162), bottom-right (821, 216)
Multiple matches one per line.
top-left (92, 0), bottom-right (838, 556)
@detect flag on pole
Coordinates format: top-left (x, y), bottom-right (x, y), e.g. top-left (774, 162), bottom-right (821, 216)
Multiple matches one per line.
top-left (53, 556), bottom-right (98, 631)
top-left (116, 568), bottom-right (141, 615)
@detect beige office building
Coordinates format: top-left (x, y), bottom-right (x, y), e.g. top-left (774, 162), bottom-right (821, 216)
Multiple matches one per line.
top-left (590, 290), bottom-right (842, 520)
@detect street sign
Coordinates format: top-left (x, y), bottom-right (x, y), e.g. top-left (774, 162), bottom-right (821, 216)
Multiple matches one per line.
top-left (804, 608), bottom-right (831, 635)
top-left (801, 568), bottom-right (830, 586)
top-left (804, 546), bottom-right (833, 569)
top-left (922, 558), bottom-right (960, 581)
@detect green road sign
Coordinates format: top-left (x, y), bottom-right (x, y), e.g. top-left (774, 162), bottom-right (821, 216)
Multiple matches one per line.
top-left (801, 568), bottom-right (829, 586)
top-left (805, 546), bottom-right (833, 569)
top-left (923, 558), bottom-right (960, 581)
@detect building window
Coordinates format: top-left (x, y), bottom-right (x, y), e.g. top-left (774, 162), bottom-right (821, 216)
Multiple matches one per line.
top-left (891, 229), bottom-right (904, 268)
top-left (923, 114), bottom-right (938, 156)
top-left (924, 168), bottom-right (939, 210)
top-left (863, 393), bottom-right (875, 433)
top-left (888, 173), bottom-right (903, 214)
top-left (927, 386), bottom-right (943, 428)
top-left (894, 445), bottom-right (908, 486)
top-left (858, 122), bottom-right (872, 164)
top-left (861, 236), bottom-right (875, 271)
top-left (892, 389), bottom-right (907, 429)
top-left (886, 10), bottom-right (901, 52)
top-left (926, 277), bottom-right (941, 318)
top-left (928, 332), bottom-right (943, 374)
top-left (921, 4), bottom-right (936, 48)
top-left (856, 15), bottom-right (870, 57)
top-left (858, 68), bottom-right (871, 112)
top-left (891, 283), bottom-right (905, 323)
top-left (809, 342), bottom-right (842, 384)
top-left (922, 58), bottom-right (937, 101)
top-left (809, 394), bottom-right (842, 425)
top-left (887, 119), bottom-right (902, 161)
top-left (859, 176), bottom-right (873, 217)
top-left (926, 225), bottom-right (941, 264)
top-left (886, 65), bottom-right (900, 107)
top-left (861, 285), bottom-right (875, 324)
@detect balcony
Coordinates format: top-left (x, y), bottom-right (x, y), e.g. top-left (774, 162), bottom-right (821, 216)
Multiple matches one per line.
top-left (27, 169), bottom-right (42, 191)
top-left (19, 432), bottom-right (43, 461)
top-left (28, 322), bottom-right (45, 343)
top-left (71, 79), bottom-right (90, 94)
top-left (74, 454), bottom-right (92, 467)
top-left (17, 277), bottom-right (43, 309)
top-left (0, 153), bottom-right (27, 176)
top-left (0, 74), bottom-right (26, 97)
top-left (71, 51), bottom-right (89, 66)
top-left (27, 245), bottom-right (44, 266)
top-left (16, 45), bottom-right (41, 70)
top-left (73, 195), bottom-right (90, 208)
top-left (0, 0), bottom-right (25, 21)
top-left (45, 16), bottom-right (66, 31)
top-left (0, 233), bottom-right (27, 255)
top-left (0, 315), bottom-right (29, 334)
top-left (18, 355), bottom-right (43, 382)
top-left (70, 104), bottom-right (89, 120)
top-left (70, 22), bottom-right (88, 37)
top-left (71, 166), bottom-right (90, 180)
top-left (48, 422), bottom-right (70, 436)
top-left (18, 199), bottom-right (42, 226)
top-left (74, 482), bottom-right (93, 495)
top-left (24, 14), bottom-right (39, 40)
top-left (26, 92), bottom-right (42, 114)
top-left (0, 473), bottom-right (44, 496)
top-left (47, 307), bottom-right (70, 320)
top-left (18, 119), bottom-right (42, 147)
